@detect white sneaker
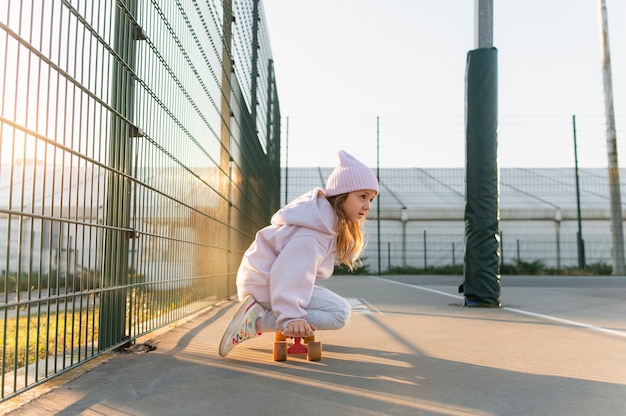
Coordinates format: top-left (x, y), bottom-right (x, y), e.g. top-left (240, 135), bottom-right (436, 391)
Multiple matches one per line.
top-left (219, 295), bottom-right (266, 357)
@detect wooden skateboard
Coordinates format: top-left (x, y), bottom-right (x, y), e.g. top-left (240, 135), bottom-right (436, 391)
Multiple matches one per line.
top-left (273, 331), bottom-right (322, 361)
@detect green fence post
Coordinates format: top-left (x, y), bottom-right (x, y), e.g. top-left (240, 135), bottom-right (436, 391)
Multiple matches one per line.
top-left (572, 115), bottom-right (586, 271)
top-left (423, 230), bottom-right (427, 270)
top-left (99, 2), bottom-right (140, 350)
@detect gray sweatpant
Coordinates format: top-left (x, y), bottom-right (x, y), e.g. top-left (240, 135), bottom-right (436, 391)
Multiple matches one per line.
top-left (257, 285), bottom-right (351, 333)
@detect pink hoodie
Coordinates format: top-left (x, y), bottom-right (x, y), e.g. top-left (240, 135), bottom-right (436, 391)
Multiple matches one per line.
top-left (236, 188), bottom-right (337, 328)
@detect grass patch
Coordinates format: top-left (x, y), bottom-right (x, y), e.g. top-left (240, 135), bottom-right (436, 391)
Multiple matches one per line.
top-left (1, 306), bottom-right (99, 373)
top-left (1, 286), bottom-right (207, 374)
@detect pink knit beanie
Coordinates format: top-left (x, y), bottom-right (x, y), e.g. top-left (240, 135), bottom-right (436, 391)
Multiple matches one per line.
top-left (325, 150), bottom-right (379, 197)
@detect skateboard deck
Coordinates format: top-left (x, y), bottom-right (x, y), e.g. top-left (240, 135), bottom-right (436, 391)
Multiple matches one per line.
top-left (273, 331), bottom-right (322, 361)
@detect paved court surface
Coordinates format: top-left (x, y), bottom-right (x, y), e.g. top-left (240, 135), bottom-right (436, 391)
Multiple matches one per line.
top-left (3, 275), bottom-right (626, 416)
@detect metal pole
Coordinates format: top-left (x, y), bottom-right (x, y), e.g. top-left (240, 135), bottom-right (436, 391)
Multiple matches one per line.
top-left (423, 230), bottom-right (427, 270)
top-left (463, 0), bottom-right (500, 307)
top-left (555, 209), bottom-right (562, 271)
top-left (284, 117), bottom-right (289, 206)
top-left (376, 116), bottom-right (381, 274)
top-left (221, 0), bottom-right (234, 298)
top-left (452, 242), bottom-right (456, 267)
top-left (500, 231), bottom-right (503, 268)
top-left (250, 0), bottom-right (260, 125)
top-left (572, 115), bottom-right (585, 270)
top-left (401, 207), bottom-right (407, 267)
top-left (475, 0), bottom-right (493, 48)
top-left (100, 1), bottom-right (139, 350)
top-left (598, 0), bottom-right (625, 275)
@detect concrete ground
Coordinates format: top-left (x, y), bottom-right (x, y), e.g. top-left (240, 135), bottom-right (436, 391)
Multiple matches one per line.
top-left (2, 274), bottom-right (625, 416)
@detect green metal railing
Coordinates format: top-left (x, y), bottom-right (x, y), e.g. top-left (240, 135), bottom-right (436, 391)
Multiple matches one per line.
top-left (1, 0), bottom-right (280, 401)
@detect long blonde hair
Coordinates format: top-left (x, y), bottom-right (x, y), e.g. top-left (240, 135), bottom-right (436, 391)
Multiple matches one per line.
top-left (327, 194), bottom-right (367, 271)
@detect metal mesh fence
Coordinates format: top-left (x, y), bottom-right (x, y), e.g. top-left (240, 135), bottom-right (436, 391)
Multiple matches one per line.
top-left (281, 115), bottom-right (626, 273)
top-left (1, 0), bottom-right (279, 400)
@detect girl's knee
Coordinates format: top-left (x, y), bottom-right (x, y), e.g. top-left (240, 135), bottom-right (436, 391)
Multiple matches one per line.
top-left (309, 287), bottom-right (352, 329)
top-left (334, 297), bottom-right (352, 328)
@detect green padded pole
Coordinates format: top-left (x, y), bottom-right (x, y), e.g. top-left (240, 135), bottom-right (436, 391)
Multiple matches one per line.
top-left (462, 47), bottom-right (501, 307)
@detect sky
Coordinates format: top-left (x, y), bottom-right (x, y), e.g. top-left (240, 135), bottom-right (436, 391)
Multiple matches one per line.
top-left (262, 0), bottom-right (625, 118)
top-left (261, 1), bottom-right (626, 168)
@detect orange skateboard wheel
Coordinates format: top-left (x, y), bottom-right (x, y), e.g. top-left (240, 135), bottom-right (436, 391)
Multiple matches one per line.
top-left (273, 341), bottom-right (287, 361)
top-left (306, 341), bottom-right (322, 361)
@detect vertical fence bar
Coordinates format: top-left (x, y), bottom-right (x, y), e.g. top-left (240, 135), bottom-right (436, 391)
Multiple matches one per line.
top-left (452, 242), bottom-right (456, 267)
top-left (284, 117), bottom-right (289, 206)
top-left (555, 210), bottom-right (562, 270)
top-left (221, 0), bottom-right (235, 298)
top-left (423, 230), bottom-right (427, 269)
top-left (572, 115), bottom-right (585, 270)
top-left (99, 0), bottom-right (138, 351)
top-left (500, 231), bottom-right (504, 268)
top-left (250, 0), bottom-right (260, 139)
top-left (376, 116), bottom-right (381, 274)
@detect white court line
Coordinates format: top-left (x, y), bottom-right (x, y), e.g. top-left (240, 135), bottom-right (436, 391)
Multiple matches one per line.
top-left (369, 276), bottom-right (626, 339)
top-left (360, 298), bottom-right (384, 315)
top-left (346, 298), bottom-right (384, 315)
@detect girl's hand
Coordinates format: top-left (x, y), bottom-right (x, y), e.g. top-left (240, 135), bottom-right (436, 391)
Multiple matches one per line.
top-left (282, 319), bottom-right (316, 337)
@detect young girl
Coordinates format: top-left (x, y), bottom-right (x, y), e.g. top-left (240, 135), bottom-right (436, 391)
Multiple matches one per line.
top-left (219, 150), bottom-right (379, 357)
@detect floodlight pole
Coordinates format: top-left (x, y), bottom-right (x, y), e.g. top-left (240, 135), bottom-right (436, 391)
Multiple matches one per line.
top-left (475, 0), bottom-right (493, 48)
top-left (598, 0), bottom-right (625, 275)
